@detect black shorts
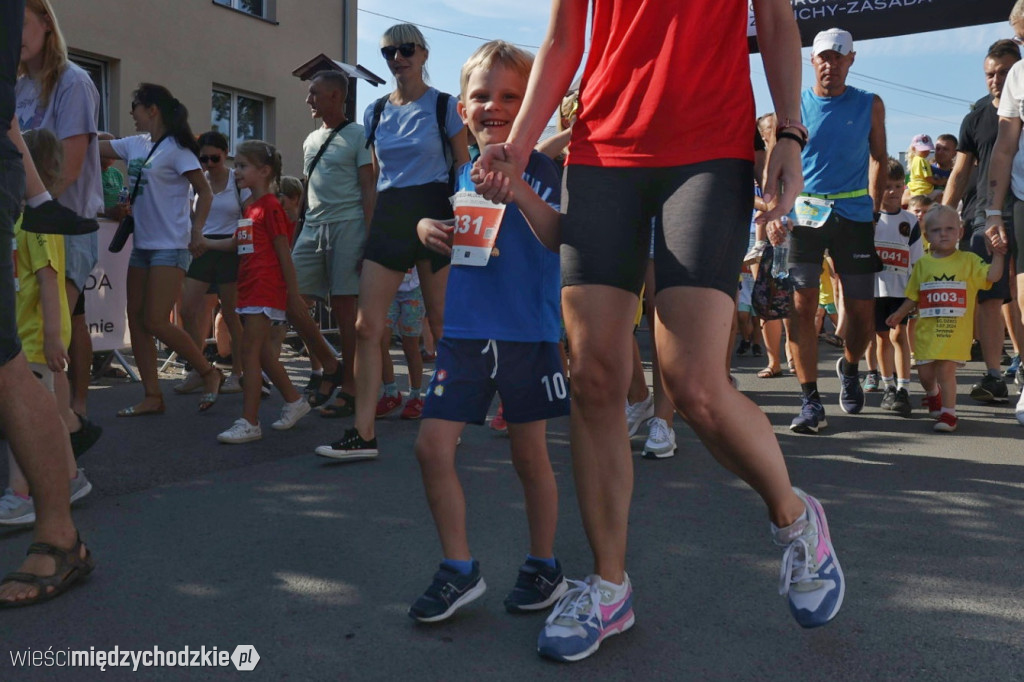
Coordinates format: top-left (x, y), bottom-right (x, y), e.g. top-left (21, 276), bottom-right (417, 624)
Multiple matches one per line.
top-left (72, 286), bottom-right (85, 316)
top-left (422, 338), bottom-right (570, 425)
top-left (364, 183), bottom-right (451, 274)
top-left (560, 159), bottom-right (753, 297)
top-left (968, 217), bottom-right (1013, 303)
top-left (874, 296), bottom-right (906, 333)
top-left (790, 211), bottom-right (882, 275)
top-left (186, 236), bottom-right (239, 285)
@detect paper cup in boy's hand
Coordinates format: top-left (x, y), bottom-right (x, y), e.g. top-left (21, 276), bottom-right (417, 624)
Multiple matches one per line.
top-left (451, 190), bottom-right (505, 267)
top-left (236, 218), bottom-right (254, 255)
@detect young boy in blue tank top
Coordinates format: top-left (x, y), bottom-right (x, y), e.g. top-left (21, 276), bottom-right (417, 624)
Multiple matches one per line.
top-left (407, 41), bottom-right (569, 623)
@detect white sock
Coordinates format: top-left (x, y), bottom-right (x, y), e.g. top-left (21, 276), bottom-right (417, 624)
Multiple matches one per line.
top-left (881, 375), bottom-right (894, 389)
top-left (383, 382), bottom-right (398, 397)
top-left (26, 191), bottom-right (52, 208)
top-left (598, 575), bottom-right (630, 602)
top-left (897, 378), bottom-right (911, 391)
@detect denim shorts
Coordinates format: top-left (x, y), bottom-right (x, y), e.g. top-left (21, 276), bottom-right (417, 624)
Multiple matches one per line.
top-left (0, 159), bottom-right (26, 367)
top-left (129, 247), bottom-right (192, 271)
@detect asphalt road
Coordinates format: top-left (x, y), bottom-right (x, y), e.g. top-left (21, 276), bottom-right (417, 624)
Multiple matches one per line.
top-left (1, 334), bottom-right (1022, 681)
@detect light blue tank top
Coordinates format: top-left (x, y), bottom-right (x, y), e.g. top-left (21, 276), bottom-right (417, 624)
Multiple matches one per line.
top-left (801, 86), bottom-right (874, 222)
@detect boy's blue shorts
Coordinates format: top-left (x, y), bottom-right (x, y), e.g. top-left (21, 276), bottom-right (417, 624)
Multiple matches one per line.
top-left (422, 338), bottom-right (570, 425)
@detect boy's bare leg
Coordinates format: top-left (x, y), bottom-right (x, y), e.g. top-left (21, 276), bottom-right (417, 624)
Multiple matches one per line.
top-left (508, 420), bottom-right (558, 559)
top-left (414, 419), bottom-right (470, 560)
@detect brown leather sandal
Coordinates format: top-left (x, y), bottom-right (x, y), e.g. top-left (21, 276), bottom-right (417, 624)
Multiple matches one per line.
top-left (0, 533), bottom-right (95, 608)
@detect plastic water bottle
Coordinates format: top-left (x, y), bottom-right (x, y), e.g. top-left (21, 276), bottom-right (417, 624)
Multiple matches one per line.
top-left (771, 218), bottom-right (791, 279)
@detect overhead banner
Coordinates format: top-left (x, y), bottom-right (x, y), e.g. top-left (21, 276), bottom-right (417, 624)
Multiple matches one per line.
top-left (748, 0), bottom-right (1010, 51)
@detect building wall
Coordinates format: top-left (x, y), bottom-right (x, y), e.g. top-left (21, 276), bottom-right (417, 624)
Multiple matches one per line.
top-left (49, 0), bottom-right (356, 175)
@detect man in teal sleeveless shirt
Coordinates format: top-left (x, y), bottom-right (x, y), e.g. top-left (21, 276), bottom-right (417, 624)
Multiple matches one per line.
top-left (785, 28), bottom-right (887, 435)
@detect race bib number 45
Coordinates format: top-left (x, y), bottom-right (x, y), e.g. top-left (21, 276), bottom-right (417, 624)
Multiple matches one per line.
top-left (236, 218), bottom-right (254, 255)
top-left (918, 280), bottom-right (967, 317)
top-left (451, 191), bottom-right (505, 267)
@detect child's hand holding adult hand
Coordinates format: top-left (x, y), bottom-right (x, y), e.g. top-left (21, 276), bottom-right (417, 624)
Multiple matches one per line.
top-left (418, 218), bottom-right (454, 256)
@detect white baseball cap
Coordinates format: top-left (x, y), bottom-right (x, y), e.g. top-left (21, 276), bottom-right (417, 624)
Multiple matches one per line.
top-left (812, 28), bottom-right (854, 57)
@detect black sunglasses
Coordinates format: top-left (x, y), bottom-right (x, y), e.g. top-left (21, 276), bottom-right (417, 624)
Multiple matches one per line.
top-left (199, 154), bottom-right (222, 164)
top-left (381, 43), bottom-right (418, 61)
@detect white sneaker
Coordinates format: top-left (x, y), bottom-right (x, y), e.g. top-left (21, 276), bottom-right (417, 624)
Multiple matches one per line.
top-left (642, 417), bottom-right (677, 459)
top-left (70, 468), bottom-right (93, 504)
top-left (272, 398), bottom-right (311, 430)
top-left (218, 418), bottom-right (262, 444)
top-left (1016, 390), bottom-right (1024, 427)
top-left (221, 374), bottom-right (243, 394)
top-left (0, 489), bottom-right (35, 525)
top-left (625, 394), bottom-right (654, 437)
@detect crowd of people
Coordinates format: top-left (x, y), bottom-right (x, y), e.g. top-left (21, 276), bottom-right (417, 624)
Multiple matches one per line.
top-left (1, 0), bottom-right (1023, 666)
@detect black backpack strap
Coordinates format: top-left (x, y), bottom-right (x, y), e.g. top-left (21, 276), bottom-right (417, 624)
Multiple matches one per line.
top-left (364, 96), bottom-right (388, 149)
top-left (435, 92), bottom-right (453, 169)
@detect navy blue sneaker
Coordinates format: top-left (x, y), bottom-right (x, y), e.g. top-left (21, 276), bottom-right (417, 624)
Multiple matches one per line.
top-left (790, 397), bottom-right (827, 434)
top-left (774, 488), bottom-right (845, 628)
top-left (836, 357), bottom-right (864, 414)
top-left (504, 558), bottom-right (568, 613)
top-left (408, 561), bottom-right (487, 623)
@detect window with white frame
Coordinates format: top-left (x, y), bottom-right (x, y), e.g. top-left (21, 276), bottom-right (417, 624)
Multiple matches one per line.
top-left (213, 0), bottom-right (273, 21)
top-left (211, 88), bottom-right (266, 154)
top-left (69, 53), bottom-right (109, 133)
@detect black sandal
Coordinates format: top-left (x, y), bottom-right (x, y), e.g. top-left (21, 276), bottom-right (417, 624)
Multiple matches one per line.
top-left (0, 534), bottom-right (95, 608)
top-left (319, 392), bottom-right (355, 418)
top-left (309, 361), bottom-right (344, 408)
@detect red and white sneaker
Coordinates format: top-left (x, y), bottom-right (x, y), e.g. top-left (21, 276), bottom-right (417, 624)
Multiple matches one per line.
top-left (923, 393), bottom-right (942, 419)
top-left (489, 404), bottom-right (508, 433)
top-left (401, 396), bottom-right (424, 420)
top-left (376, 393), bottom-right (403, 418)
top-left (933, 413), bottom-right (958, 432)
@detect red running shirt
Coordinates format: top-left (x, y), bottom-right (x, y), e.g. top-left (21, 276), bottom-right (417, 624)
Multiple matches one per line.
top-left (567, 0), bottom-right (754, 168)
top-left (236, 194), bottom-right (293, 311)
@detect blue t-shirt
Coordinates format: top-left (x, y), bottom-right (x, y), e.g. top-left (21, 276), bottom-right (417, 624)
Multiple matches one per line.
top-left (801, 86), bottom-right (875, 222)
top-left (443, 151), bottom-right (561, 343)
top-left (363, 87), bottom-right (463, 192)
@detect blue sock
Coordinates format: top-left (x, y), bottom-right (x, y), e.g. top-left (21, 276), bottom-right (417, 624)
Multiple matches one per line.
top-left (527, 554), bottom-right (556, 569)
top-left (442, 558), bottom-right (475, 575)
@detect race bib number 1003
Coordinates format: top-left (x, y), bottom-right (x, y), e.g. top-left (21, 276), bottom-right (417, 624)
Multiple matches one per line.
top-left (918, 280), bottom-right (967, 318)
top-left (451, 191), bottom-right (505, 267)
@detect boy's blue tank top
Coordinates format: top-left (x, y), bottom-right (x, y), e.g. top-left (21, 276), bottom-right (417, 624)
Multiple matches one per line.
top-left (801, 86), bottom-right (875, 222)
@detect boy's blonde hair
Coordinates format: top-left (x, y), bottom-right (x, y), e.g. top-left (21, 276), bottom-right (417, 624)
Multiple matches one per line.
top-left (459, 41), bottom-right (534, 100)
top-left (22, 128), bottom-right (63, 193)
top-left (921, 203), bottom-right (959, 233)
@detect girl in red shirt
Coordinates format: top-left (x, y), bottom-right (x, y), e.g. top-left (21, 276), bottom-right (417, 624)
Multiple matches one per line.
top-left (214, 141), bottom-right (310, 444)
